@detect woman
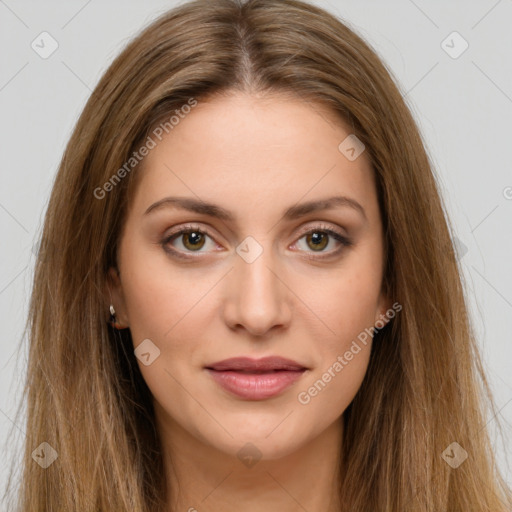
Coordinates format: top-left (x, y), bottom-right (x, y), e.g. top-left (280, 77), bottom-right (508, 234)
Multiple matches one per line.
top-left (5, 0), bottom-right (511, 510)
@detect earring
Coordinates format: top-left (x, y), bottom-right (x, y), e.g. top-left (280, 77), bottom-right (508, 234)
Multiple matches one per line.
top-left (109, 304), bottom-right (123, 329)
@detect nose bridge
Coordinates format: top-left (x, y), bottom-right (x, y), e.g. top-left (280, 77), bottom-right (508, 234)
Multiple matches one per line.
top-left (225, 234), bottom-right (289, 334)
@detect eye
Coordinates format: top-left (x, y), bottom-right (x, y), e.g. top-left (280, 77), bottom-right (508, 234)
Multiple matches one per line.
top-left (293, 224), bottom-right (352, 259)
top-left (161, 223), bottom-right (352, 260)
top-left (161, 224), bottom-right (217, 258)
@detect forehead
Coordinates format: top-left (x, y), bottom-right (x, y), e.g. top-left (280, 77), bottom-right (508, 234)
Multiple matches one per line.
top-left (147, 91), bottom-right (356, 166)
top-left (129, 91), bottom-right (379, 226)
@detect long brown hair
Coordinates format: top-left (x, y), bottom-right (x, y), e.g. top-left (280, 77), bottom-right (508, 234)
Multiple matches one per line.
top-left (4, 0), bottom-right (511, 510)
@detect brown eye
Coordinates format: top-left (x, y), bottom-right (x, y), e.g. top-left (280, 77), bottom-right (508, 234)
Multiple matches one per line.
top-left (305, 231), bottom-right (329, 251)
top-left (162, 225), bottom-right (217, 258)
top-left (294, 225), bottom-right (353, 259)
top-left (180, 230), bottom-right (206, 251)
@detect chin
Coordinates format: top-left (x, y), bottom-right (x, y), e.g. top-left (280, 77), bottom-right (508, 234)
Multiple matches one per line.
top-left (199, 416), bottom-right (311, 461)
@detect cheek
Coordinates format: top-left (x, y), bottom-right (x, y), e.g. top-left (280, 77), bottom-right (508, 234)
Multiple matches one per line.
top-left (292, 253), bottom-right (380, 408)
top-left (297, 345), bottom-right (371, 431)
top-left (296, 255), bottom-right (383, 346)
top-left (119, 240), bottom-right (213, 343)
top-left (296, 267), bottom-right (378, 418)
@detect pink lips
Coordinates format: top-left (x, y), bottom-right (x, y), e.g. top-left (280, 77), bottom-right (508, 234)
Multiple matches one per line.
top-left (205, 356), bottom-right (307, 400)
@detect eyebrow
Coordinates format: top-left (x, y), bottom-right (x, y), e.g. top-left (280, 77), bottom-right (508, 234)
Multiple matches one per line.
top-left (144, 195), bottom-right (367, 222)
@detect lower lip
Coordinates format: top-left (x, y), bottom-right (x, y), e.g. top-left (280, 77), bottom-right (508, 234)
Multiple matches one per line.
top-left (206, 369), bottom-right (305, 400)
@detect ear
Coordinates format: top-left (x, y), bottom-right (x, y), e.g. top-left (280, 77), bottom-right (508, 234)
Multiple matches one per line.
top-left (374, 289), bottom-right (394, 329)
top-left (105, 266), bottom-right (130, 328)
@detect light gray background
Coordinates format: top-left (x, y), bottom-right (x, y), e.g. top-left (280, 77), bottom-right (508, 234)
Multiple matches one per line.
top-left (1, 0), bottom-right (511, 501)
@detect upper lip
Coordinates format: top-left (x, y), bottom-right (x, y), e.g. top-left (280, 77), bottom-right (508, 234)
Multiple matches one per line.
top-left (206, 356), bottom-right (307, 372)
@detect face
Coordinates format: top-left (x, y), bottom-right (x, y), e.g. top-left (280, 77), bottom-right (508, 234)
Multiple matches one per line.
top-left (108, 91), bottom-right (391, 461)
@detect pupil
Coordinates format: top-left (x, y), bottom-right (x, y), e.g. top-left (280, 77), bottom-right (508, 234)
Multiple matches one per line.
top-left (309, 232), bottom-right (327, 251)
top-left (185, 231), bottom-right (203, 248)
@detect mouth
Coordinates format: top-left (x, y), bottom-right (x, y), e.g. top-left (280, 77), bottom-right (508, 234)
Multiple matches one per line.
top-left (206, 356), bottom-right (307, 372)
top-left (205, 356), bottom-right (308, 400)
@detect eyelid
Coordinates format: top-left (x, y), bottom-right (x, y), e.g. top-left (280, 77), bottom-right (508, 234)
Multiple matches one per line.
top-left (294, 222), bottom-right (346, 239)
top-left (162, 223), bottom-right (220, 259)
top-left (291, 223), bottom-right (352, 259)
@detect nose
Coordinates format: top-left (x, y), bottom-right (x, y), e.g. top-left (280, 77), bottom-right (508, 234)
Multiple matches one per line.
top-left (222, 243), bottom-right (292, 337)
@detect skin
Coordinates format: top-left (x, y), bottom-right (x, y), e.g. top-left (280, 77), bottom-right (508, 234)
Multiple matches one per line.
top-left (107, 91), bottom-right (391, 512)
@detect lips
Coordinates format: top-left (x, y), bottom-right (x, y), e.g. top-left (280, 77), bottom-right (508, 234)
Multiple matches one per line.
top-left (205, 356), bottom-right (308, 400)
top-left (206, 356), bottom-right (306, 372)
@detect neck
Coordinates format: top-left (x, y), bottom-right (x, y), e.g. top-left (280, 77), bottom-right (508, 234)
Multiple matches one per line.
top-left (156, 410), bottom-right (344, 512)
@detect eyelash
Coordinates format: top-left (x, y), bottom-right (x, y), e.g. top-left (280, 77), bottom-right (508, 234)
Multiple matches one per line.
top-left (161, 223), bottom-right (353, 261)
